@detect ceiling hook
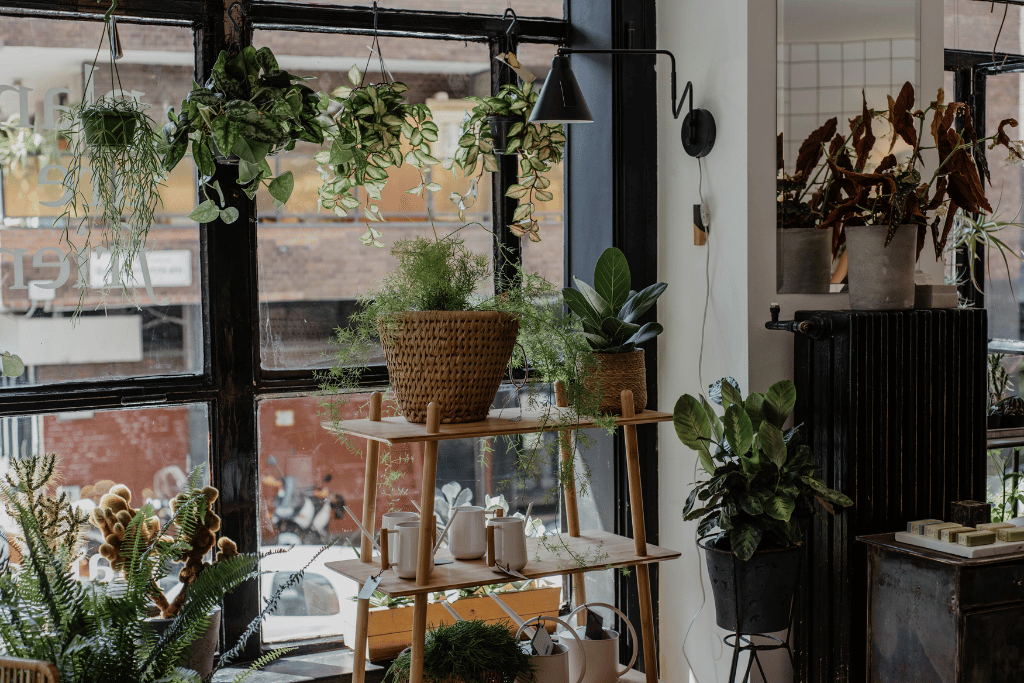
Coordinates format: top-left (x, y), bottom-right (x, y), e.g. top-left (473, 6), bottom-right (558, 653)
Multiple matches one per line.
top-left (227, 2), bottom-right (245, 42)
top-left (503, 7), bottom-right (519, 40)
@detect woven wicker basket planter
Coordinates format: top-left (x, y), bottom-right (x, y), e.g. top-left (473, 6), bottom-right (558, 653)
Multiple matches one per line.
top-left (379, 311), bottom-right (519, 424)
top-left (585, 349), bottom-right (647, 415)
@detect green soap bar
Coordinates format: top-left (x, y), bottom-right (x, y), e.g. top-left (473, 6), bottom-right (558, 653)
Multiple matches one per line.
top-left (925, 522), bottom-right (962, 538)
top-left (940, 526), bottom-right (975, 543)
top-left (909, 519), bottom-right (944, 534)
top-left (977, 522), bottom-right (1014, 532)
top-left (996, 527), bottom-right (1024, 542)
top-left (958, 530), bottom-right (997, 547)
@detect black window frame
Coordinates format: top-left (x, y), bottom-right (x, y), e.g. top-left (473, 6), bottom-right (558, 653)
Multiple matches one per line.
top-left (0, 0), bottom-right (662, 669)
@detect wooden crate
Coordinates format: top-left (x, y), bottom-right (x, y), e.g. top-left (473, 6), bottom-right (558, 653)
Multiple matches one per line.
top-left (345, 586), bottom-right (560, 662)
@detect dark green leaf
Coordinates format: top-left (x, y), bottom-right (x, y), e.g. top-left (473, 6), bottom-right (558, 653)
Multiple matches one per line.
top-left (700, 395), bottom-right (724, 441)
top-left (729, 525), bottom-right (763, 561)
top-left (619, 282), bottom-right (667, 323)
top-left (268, 171), bottom-right (294, 204)
top-left (194, 138), bottom-right (215, 180)
top-left (594, 247), bottom-right (631, 312)
top-left (744, 393), bottom-right (765, 433)
top-left (708, 377), bottom-right (742, 406)
top-left (758, 421), bottom-right (787, 468)
top-left (673, 394), bottom-right (714, 472)
top-left (764, 379), bottom-right (797, 428)
top-left (624, 322), bottom-right (663, 348)
top-left (219, 206), bottom-right (240, 224)
top-left (210, 117), bottom-right (240, 160)
top-left (189, 199), bottom-right (220, 223)
top-left (601, 318), bottom-right (642, 346)
top-left (765, 495), bottom-right (796, 522)
top-left (723, 404), bottom-right (754, 456)
top-left (573, 278), bottom-right (613, 319)
top-left (720, 381), bottom-right (743, 412)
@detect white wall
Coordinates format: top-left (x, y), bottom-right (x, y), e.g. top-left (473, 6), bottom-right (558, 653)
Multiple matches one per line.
top-left (656, 1), bottom-right (944, 682)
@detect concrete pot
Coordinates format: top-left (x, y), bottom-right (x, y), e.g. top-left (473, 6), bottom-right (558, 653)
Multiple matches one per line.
top-left (845, 224), bottom-right (916, 310)
top-left (149, 607), bottom-right (221, 680)
top-left (777, 228), bottom-right (832, 294)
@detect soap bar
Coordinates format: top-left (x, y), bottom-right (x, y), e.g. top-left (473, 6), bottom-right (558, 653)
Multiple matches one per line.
top-left (996, 527), bottom-right (1024, 542)
top-left (958, 530), bottom-right (997, 547)
top-left (908, 519), bottom-right (944, 534)
top-left (976, 522), bottom-right (1014, 532)
top-left (925, 522), bottom-right (962, 539)
top-left (940, 526), bottom-right (975, 543)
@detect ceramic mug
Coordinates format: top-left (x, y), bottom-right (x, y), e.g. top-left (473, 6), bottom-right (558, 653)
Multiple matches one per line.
top-left (449, 505), bottom-right (487, 560)
top-left (559, 603), bottom-right (638, 683)
top-left (393, 520), bottom-right (434, 580)
top-left (515, 615), bottom-right (586, 683)
top-left (488, 516), bottom-right (528, 572)
top-left (382, 511), bottom-right (418, 566)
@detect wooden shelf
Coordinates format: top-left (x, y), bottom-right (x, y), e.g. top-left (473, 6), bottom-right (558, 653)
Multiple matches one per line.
top-left (325, 530), bottom-right (680, 598)
top-left (321, 407), bottom-right (672, 444)
top-left (619, 670), bottom-right (661, 683)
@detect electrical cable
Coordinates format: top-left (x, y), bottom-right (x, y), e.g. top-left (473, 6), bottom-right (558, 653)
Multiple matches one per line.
top-left (992, 1), bottom-right (1010, 66)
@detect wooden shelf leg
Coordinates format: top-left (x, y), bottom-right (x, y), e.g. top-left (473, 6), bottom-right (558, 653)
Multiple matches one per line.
top-left (411, 402), bottom-right (441, 683)
top-left (353, 392), bottom-right (383, 683)
top-left (555, 381), bottom-right (586, 625)
top-left (621, 390), bottom-right (657, 683)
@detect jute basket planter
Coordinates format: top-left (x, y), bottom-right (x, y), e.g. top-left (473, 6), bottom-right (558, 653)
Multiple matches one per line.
top-left (379, 311), bottom-right (519, 424)
top-left (585, 349), bottom-right (647, 415)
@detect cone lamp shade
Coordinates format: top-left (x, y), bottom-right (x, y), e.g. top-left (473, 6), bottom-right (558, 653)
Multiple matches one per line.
top-left (528, 55), bottom-right (593, 123)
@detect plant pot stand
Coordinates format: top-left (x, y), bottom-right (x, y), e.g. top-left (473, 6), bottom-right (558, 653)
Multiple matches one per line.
top-left (323, 385), bottom-right (678, 683)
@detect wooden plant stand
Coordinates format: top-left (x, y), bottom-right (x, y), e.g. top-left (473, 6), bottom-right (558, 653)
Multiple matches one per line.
top-left (323, 385), bottom-right (679, 683)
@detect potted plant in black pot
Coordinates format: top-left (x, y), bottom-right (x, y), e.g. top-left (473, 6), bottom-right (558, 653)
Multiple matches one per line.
top-left (451, 81), bottom-right (565, 242)
top-left (561, 247), bottom-right (666, 415)
top-left (673, 377), bottom-right (852, 633)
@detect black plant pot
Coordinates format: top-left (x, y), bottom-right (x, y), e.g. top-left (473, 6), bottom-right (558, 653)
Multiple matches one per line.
top-left (82, 110), bottom-right (138, 148)
top-left (488, 115), bottom-right (518, 155)
top-left (212, 138), bottom-right (240, 165)
top-left (989, 413), bottom-right (1004, 429)
top-left (701, 537), bottom-right (801, 634)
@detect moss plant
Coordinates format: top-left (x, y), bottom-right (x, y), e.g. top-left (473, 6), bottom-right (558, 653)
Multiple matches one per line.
top-left (385, 619), bottom-right (535, 683)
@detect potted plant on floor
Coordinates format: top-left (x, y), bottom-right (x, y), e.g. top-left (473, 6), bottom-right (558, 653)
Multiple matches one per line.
top-left (384, 619), bottom-right (536, 683)
top-left (808, 83), bottom-right (1022, 310)
top-left (0, 455), bottom-right (326, 683)
top-left (561, 247), bottom-right (666, 415)
top-left (162, 45), bottom-right (329, 224)
top-left (59, 1), bottom-right (166, 307)
top-left (673, 377), bottom-right (852, 633)
top-left (450, 81), bottom-right (565, 242)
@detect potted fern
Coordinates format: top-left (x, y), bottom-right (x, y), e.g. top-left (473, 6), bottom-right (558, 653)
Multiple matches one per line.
top-left (59, 1), bottom-right (165, 305)
top-left (0, 456), bottom-right (327, 683)
top-left (385, 619), bottom-right (536, 683)
top-left (162, 45), bottom-right (329, 224)
top-left (561, 247), bottom-right (666, 415)
top-left (450, 82), bottom-right (565, 242)
top-left (316, 66), bottom-right (439, 247)
top-left (673, 378), bottom-right (852, 633)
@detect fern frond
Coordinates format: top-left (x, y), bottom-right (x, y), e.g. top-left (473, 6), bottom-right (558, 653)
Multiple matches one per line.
top-left (231, 648), bottom-right (295, 683)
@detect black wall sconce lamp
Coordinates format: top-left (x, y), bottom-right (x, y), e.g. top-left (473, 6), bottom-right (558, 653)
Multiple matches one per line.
top-left (529, 48), bottom-right (716, 158)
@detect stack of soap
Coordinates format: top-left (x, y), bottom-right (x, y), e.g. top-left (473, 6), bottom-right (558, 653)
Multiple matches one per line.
top-left (996, 527), bottom-right (1024, 542)
top-left (958, 530), bottom-right (997, 547)
top-left (939, 526), bottom-right (975, 543)
top-left (908, 519), bottom-right (944, 534)
top-left (924, 522), bottom-right (962, 538)
top-left (976, 522), bottom-right (1014, 532)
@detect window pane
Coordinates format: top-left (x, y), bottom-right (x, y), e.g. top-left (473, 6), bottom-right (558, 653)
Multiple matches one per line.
top-left (253, 32), bottom-right (492, 370)
top-left (0, 17), bottom-right (202, 385)
top-left (0, 404), bottom-right (210, 588)
top-left (946, 0), bottom-right (1020, 52)
top-left (254, 0), bottom-right (564, 17)
top-left (258, 385), bottom-right (562, 645)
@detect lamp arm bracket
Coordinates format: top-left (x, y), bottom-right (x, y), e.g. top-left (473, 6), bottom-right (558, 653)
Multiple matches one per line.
top-left (555, 47), bottom-right (689, 119)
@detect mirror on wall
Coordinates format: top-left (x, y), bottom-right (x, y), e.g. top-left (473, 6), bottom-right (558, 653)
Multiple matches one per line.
top-left (777, 0), bottom-right (921, 294)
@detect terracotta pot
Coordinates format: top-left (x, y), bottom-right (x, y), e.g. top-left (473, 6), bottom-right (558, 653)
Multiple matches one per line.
top-left (845, 224), bottom-right (916, 310)
top-left (585, 349), bottom-right (647, 415)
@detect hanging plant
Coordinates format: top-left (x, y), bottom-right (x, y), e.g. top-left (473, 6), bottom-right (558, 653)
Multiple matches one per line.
top-left (161, 45), bottom-right (329, 224)
top-left (316, 65), bottom-right (439, 248)
top-left (450, 80), bottom-right (565, 242)
top-left (58, 1), bottom-right (165, 306)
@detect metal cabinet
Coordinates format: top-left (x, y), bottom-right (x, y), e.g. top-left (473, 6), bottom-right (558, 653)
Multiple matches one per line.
top-left (860, 533), bottom-right (1024, 683)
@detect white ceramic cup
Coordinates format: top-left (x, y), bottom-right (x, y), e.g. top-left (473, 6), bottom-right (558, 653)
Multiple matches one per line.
top-left (382, 511), bottom-right (418, 566)
top-left (448, 505), bottom-right (487, 560)
top-left (393, 520), bottom-right (434, 580)
top-left (559, 603), bottom-right (638, 683)
top-left (488, 516), bottom-right (528, 572)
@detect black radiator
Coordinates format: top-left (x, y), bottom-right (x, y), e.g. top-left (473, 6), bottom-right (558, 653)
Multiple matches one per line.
top-left (789, 309), bottom-right (988, 683)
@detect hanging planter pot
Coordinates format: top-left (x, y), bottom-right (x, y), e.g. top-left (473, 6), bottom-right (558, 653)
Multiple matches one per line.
top-left (378, 310), bottom-right (519, 424)
top-left (776, 227), bottom-right (832, 294)
top-left (700, 538), bottom-right (801, 633)
top-left (584, 350), bottom-right (647, 416)
top-left (488, 115), bottom-right (518, 155)
top-left (844, 224), bottom-right (916, 310)
top-left (82, 109), bottom-right (138, 147)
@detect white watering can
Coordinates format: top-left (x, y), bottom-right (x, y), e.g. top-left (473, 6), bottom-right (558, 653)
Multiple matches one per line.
top-left (559, 603), bottom-right (638, 683)
top-left (487, 594), bottom-right (587, 683)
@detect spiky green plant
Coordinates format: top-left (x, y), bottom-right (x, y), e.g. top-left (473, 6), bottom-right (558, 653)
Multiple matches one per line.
top-left (1, 453), bottom-right (88, 556)
top-left (385, 619), bottom-right (535, 683)
top-left (0, 460), bottom-right (331, 683)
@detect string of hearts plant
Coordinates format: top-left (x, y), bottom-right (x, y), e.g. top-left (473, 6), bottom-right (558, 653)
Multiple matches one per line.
top-left (450, 80), bottom-right (565, 242)
top-left (778, 82), bottom-right (1022, 259)
top-left (316, 66), bottom-right (439, 248)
